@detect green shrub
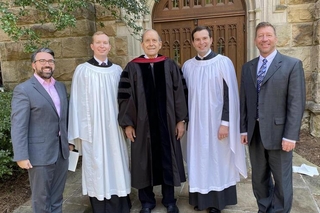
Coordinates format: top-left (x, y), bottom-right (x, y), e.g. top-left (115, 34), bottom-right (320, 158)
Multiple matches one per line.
top-left (0, 150), bottom-right (14, 177)
top-left (0, 92), bottom-right (12, 150)
top-left (0, 92), bottom-right (22, 179)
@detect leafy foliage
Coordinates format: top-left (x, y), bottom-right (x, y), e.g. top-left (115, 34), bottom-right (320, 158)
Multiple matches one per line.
top-left (0, 150), bottom-right (14, 178)
top-left (0, 0), bottom-right (155, 52)
top-left (0, 92), bottom-right (12, 151)
top-left (0, 92), bottom-right (20, 179)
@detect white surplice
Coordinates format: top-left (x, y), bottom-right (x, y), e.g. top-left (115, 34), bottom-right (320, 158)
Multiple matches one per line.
top-left (182, 55), bottom-right (247, 194)
top-left (68, 62), bottom-right (131, 200)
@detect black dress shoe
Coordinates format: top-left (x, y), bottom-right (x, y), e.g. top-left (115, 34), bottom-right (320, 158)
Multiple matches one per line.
top-left (140, 207), bottom-right (151, 213)
top-left (209, 207), bottom-right (221, 213)
top-left (167, 204), bottom-right (179, 213)
top-left (194, 206), bottom-right (201, 211)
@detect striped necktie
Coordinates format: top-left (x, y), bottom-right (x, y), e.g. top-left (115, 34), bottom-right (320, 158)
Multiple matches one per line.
top-left (256, 58), bottom-right (267, 119)
top-left (257, 58), bottom-right (267, 92)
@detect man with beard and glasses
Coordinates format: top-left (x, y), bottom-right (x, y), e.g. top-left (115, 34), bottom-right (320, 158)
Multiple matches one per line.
top-left (11, 47), bottom-right (72, 213)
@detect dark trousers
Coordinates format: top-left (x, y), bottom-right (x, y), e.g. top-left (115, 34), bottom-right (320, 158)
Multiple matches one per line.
top-left (138, 184), bottom-right (176, 209)
top-left (249, 122), bottom-right (293, 213)
top-left (28, 150), bottom-right (68, 213)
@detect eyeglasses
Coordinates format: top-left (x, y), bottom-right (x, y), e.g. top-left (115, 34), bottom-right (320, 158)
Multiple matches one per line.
top-left (34, 59), bottom-right (55, 65)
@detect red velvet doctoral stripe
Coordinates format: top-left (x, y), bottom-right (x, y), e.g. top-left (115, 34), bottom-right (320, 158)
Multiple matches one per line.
top-left (131, 55), bottom-right (167, 63)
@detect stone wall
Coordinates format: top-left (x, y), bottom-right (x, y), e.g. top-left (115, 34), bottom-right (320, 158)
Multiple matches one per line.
top-left (269, 0), bottom-right (320, 137)
top-left (1, 0), bottom-right (320, 137)
top-left (308, 1), bottom-right (320, 137)
top-left (285, 1), bottom-right (314, 101)
top-left (0, 3), bottom-right (128, 93)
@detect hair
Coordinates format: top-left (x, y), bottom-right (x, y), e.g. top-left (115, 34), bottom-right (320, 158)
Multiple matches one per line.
top-left (255, 22), bottom-right (277, 37)
top-left (31, 47), bottom-right (54, 63)
top-left (191, 26), bottom-right (212, 41)
top-left (92, 31), bottom-right (109, 43)
top-left (141, 29), bottom-right (162, 42)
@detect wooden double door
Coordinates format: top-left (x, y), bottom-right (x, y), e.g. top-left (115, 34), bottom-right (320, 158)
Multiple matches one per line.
top-left (152, 0), bottom-right (246, 84)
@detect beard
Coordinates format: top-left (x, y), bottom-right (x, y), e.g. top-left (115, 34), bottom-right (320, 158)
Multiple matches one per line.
top-left (36, 66), bottom-right (54, 79)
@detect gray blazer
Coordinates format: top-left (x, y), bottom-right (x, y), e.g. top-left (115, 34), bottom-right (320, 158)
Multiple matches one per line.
top-left (11, 75), bottom-right (69, 165)
top-left (240, 52), bottom-right (306, 149)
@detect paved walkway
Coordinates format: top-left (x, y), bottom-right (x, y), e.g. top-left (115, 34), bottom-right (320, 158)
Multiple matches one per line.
top-left (13, 152), bottom-right (320, 213)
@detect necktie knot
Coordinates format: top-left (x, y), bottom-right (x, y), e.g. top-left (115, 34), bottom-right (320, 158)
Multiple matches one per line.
top-left (101, 62), bottom-right (107, 67)
top-left (262, 58), bottom-right (267, 64)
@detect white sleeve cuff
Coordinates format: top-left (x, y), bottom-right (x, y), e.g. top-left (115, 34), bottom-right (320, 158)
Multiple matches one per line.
top-left (221, 120), bottom-right (229, 126)
top-left (283, 138), bottom-right (296, 143)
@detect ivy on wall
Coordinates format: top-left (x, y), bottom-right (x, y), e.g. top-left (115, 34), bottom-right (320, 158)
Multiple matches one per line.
top-left (0, 0), bottom-right (156, 52)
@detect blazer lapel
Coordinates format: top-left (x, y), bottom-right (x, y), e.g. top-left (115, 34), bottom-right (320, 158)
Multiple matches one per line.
top-left (31, 76), bottom-right (59, 116)
top-left (250, 57), bottom-right (259, 89)
top-left (262, 52), bottom-right (282, 85)
top-left (55, 82), bottom-right (66, 118)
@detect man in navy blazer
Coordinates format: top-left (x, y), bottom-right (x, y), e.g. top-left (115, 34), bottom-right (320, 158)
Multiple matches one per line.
top-left (11, 47), bottom-right (72, 213)
top-left (240, 22), bottom-right (306, 213)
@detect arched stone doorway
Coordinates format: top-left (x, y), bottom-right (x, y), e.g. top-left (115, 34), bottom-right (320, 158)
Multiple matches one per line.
top-left (151, 0), bottom-right (246, 83)
top-left (129, 0), bottom-right (260, 63)
top-left (128, 0), bottom-right (319, 136)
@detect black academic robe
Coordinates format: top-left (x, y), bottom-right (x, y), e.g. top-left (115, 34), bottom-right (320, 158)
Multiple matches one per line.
top-left (118, 55), bottom-right (187, 189)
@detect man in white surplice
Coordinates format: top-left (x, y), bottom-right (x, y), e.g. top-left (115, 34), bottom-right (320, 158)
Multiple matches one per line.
top-left (68, 31), bottom-right (131, 213)
top-left (182, 26), bottom-right (247, 213)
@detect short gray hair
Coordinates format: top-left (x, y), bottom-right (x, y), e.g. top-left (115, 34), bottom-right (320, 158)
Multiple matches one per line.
top-left (31, 47), bottom-right (55, 63)
top-left (141, 29), bottom-right (162, 42)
